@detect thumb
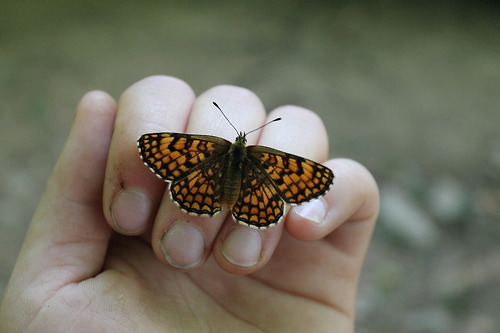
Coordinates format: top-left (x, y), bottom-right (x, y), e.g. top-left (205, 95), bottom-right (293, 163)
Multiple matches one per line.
top-left (6, 91), bottom-right (116, 298)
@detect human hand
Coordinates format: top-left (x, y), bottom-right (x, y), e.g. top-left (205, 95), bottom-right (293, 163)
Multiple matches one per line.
top-left (0, 76), bottom-right (379, 332)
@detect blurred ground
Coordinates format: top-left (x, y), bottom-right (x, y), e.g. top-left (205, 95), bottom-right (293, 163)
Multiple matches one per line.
top-left (1, 1), bottom-right (499, 332)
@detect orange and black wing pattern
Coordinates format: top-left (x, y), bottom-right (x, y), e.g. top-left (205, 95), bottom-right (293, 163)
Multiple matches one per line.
top-left (232, 161), bottom-right (285, 228)
top-left (138, 133), bottom-right (231, 216)
top-left (247, 145), bottom-right (334, 205)
top-left (138, 132), bottom-right (334, 228)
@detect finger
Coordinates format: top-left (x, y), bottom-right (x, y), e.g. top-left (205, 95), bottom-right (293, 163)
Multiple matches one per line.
top-left (213, 105), bottom-right (330, 274)
top-left (256, 159), bottom-right (379, 317)
top-left (151, 85), bottom-right (267, 270)
top-left (287, 158), bottom-right (380, 250)
top-left (6, 91), bottom-right (116, 295)
top-left (103, 76), bottom-right (195, 235)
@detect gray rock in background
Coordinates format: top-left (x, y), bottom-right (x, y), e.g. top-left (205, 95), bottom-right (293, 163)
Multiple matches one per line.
top-left (380, 183), bottom-right (439, 249)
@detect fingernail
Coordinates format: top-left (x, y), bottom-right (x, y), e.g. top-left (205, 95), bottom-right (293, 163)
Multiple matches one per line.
top-left (293, 198), bottom-right (327, 224)
top-left (222, 227), bottom-right (262, 267)
top-left (161, 221), bottom-right (204, 269)
top-left (111, 188), bottom-right (152, 233)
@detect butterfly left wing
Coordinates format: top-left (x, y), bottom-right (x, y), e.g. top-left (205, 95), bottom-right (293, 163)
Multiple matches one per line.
top-left (137, 133), bottom-right (231, 216)
top-left (138, 133), bottom-right (231, 181)
top-left (232, 161), bottom-right (285, 228)
top-left (247, 145), bottom-right (334, 205)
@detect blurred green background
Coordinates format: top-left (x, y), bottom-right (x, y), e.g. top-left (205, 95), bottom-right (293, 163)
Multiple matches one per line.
top-left (1, 1), bottom-right (499, 332)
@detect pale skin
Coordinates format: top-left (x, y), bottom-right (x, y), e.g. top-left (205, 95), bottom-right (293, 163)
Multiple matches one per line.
top-left (0, 76), bottom-right (379, 332)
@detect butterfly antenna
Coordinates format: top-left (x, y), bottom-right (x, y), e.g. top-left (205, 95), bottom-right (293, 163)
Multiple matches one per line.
top-left (212, 102), bottom-right (281, 136)
top-left (213, 102), bottom-right (239, 136)
top-left (246, 117), bottom-right (282, 136)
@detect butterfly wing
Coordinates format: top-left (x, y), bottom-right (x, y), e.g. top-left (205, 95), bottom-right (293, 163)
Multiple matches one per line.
top-left (247, 145), bottom-right (334, 205)
top-left (232, 161), bottom-right (285, 228)
top-left (138, 133), bottom-right (231, 216)
top-left (169, 158), bottom-right (227, 215)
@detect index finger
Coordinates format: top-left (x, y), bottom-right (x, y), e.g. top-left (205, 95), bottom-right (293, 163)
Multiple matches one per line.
top-left (103, 76), bottom-right (195, 234)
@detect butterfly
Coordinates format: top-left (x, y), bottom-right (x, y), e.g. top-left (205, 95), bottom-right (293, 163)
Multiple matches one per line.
top-left (137, 102), bottom-right (334, 229)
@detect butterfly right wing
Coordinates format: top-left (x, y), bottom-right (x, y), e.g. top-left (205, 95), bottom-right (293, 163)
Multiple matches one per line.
top-left (232, 161), bottom-right (285, 228)
top-left (138, 133), bottom-right (231, 216)
top-left (247, 145), bottom-right (334, 205)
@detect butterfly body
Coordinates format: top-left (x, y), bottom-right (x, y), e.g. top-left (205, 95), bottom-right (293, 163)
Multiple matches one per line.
top-left (221, 133), bottom-right (247, 207)
top-left (138, 125), bottom-right (334, 229)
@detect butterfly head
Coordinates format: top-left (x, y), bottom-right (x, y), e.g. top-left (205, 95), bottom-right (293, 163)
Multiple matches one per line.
top-left (236, 132), bottom-right (248, 144)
